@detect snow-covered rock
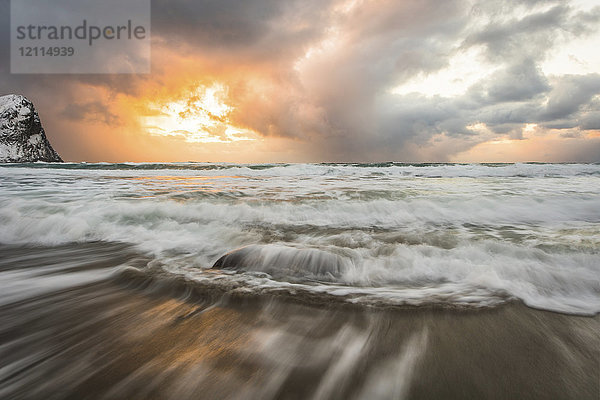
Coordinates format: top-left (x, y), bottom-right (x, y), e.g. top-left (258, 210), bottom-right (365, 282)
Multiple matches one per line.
top-left (0, 94), bottom-right (62, 162)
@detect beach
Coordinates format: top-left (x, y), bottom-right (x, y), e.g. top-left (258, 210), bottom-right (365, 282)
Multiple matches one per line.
top-left (0, 162), bottom-right (599, 399)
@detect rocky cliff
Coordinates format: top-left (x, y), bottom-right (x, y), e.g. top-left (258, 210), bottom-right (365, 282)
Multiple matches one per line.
top-left (0, 94), bottom-right (63, 162)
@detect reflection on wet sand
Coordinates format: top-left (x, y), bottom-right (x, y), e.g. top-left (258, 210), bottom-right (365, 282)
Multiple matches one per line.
top-left (0, 243), bottom-right (598, 399)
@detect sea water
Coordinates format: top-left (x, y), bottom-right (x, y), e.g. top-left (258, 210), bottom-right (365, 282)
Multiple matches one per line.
top-left (1, 162), bottom-right (598, 315)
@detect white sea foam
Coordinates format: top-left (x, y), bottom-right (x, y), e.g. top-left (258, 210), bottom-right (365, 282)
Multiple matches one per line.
top-left (0, 163), bottom-right (599, 314)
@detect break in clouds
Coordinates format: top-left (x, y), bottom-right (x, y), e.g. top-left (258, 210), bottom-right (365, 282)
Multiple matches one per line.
top-left (1, 0), bottom-right (600, 162)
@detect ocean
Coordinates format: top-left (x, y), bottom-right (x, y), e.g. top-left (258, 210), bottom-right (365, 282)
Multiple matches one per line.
top-left (0, 162), bottom-right (598, 399)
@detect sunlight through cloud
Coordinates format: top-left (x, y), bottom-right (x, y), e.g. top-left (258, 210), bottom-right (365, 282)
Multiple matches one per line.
top-left (141, 83), bottom-right (257, 143)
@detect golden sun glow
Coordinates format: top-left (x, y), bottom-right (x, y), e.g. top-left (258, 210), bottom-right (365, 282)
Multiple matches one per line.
top-left (141, 83), bottom-right (257, 143)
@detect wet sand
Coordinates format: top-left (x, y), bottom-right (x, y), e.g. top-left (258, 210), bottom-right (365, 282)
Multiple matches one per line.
top-left (0, 244), bottom-right (599, 399)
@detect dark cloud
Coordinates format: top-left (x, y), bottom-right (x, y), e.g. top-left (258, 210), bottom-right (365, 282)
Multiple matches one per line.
top-left (483, 61), bottom-right (550, 103)
top-left (539, 74), bottom-right (600, 121)
top-left (0, 0), bottom-right (9, 75)
top-left (151, 0), bottom-right (332, 63)
top-left (463, 4), bottom-right (569, 61)
top-left (61, 101), bottom-right (121, 125)
top-left (290, 0), bottom-right (600, 161)
top-left (152, 0), bottom-right (284, 47)
top-left (560, 130), bottom-right (583, 138)
top-left (580, 110), bottom-right (600, 130)
top-left (1, 0), bottom-right (599, 162)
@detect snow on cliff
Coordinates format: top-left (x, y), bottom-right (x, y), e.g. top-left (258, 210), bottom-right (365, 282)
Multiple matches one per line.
top-left (0, 94), bottom-right (62, 162)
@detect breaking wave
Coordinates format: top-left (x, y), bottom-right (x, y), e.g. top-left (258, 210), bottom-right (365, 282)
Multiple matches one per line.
top-left (0, 162), bottom-right (599, 314)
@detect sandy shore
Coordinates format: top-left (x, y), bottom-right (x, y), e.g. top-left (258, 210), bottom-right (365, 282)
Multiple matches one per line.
top-left (0, 243), bottom-right (598, 399)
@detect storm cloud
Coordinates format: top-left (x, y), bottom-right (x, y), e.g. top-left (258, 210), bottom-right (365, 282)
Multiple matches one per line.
top-left (1, 0), bottom-right (599, 162)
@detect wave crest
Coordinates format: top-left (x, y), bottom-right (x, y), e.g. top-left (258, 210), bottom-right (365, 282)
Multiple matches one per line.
top-left (212, 245), bottom-right (348, 282)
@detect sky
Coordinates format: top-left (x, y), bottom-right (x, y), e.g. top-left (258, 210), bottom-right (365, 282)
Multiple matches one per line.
top-left (1, 0), bottom-right (600, 163)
